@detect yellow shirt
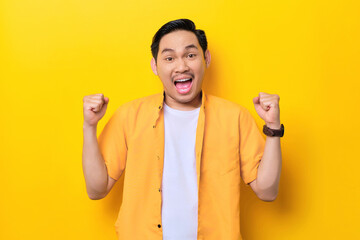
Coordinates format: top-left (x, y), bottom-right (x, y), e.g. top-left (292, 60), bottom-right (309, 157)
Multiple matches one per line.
top-left (98, 89), bottom-right (265, 240)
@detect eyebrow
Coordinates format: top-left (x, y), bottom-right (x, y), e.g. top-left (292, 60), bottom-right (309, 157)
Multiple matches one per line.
top-left (161, 44), bottom-right (198, 54)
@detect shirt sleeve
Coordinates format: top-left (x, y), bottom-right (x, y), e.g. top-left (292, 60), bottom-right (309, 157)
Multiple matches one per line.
top-left (239, 106), bottom-right (265, 185)
top-left (97, 106), bottom-right (128, 181)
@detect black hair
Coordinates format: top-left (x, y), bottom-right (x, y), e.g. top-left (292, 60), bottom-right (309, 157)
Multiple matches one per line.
top-left (151, 19), bottom-right (208, 62)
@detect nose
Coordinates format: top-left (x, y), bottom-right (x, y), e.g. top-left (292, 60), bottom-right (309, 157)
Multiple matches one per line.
top-left (175, 58), bottom-right (190, 73)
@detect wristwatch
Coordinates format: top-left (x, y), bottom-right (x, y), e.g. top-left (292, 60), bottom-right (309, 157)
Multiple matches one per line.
top-left (263, 124), bottom-right (284, 137)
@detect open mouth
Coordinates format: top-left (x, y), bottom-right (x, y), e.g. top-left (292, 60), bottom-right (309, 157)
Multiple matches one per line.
top-left (173, 78), bottom-right (193, 94)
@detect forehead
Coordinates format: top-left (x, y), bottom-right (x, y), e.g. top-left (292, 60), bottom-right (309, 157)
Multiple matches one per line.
top-left (159, 30), bottom-right (200, 51)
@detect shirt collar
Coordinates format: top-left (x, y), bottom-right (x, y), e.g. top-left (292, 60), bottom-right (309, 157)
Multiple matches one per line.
top-left (152, 89), bottom-right (206, 127)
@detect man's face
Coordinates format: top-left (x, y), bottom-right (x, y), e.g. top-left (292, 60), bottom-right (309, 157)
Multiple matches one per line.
top-left (151, 30), bottom-right (210, 108)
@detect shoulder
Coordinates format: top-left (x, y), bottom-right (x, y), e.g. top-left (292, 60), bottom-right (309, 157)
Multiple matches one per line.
top-left (112, 92), bottom-right (161, 117)
top-left (205, 94), bottom-right (250, 114)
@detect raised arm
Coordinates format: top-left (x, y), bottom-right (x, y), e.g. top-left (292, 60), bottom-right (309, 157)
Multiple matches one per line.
top-left (82, 94), bottom-right (117, 200)
top-left (249, 92), bottom-right (282, 201)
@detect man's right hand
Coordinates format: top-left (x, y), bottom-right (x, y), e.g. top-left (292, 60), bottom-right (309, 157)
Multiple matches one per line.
top-left (83, 93), bottom-right (109, 127)
top-left (82, 93), bottom-right (114, 200)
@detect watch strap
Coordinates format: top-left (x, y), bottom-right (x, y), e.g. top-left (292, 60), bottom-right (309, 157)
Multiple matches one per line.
top-left (263, 124), bottom-right (284, 137)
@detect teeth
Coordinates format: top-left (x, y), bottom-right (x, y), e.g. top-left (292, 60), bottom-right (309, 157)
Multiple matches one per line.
top-left (175, 78), bottom-right (191, 83)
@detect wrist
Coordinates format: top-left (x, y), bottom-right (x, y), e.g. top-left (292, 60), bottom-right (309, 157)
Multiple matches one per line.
top-left (83, 122), bottom-right (97, 130)
top-left (263, 123), bottom-right (284, 137)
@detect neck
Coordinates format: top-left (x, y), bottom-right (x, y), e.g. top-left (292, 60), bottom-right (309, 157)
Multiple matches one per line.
top-left (164, 91), bottom-right (202, 111)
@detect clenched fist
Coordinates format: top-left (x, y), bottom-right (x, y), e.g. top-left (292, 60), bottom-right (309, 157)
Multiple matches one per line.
top-left (83, 93), bottom-right (109, 127)
top-left (253, 92), bottom-right (281, 129)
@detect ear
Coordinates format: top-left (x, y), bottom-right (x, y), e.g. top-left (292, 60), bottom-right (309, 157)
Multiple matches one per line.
top-left (205, 49), bottom-right (211, 68)
top-left (151, 57), bottom-right (158, 75)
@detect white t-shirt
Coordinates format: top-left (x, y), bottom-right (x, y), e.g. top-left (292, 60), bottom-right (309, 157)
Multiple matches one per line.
top-left (161, 102), bottom-right (200, 240)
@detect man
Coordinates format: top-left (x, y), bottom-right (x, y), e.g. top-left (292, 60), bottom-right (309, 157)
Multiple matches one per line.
top-left (82, 19), bottom-right (283, 240)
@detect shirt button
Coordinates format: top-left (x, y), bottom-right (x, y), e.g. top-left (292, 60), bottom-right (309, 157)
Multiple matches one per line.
top-left (158, 224), bottom-right (161, 228)
top-left (153, 125), bottom-right (156, 128)
top-left (157, 155), bottom-right (160, 160)
top-left (158, 188), bottom-right (161, 192)
top-left (158, 106), bottom-right (161, 109)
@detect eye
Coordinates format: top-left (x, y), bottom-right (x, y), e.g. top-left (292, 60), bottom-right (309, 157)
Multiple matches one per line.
top-left (188, 53), bottom-right (196, 58)
top-left (165, 57), bottom-right (173, 61)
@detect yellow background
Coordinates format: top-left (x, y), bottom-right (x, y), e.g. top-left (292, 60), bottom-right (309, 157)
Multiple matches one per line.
top-left (1, 0), bottom-right (359, 239)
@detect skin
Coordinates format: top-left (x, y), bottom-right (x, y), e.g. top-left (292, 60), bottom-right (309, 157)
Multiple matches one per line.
top-left (82, 29), bottom-right (282, 202)
top-left (250, 92), bottom-right (282, 201)
top-left (151, 30), bottom-right (211, 111)
top-left (82, 94), bottom-right (114, 200)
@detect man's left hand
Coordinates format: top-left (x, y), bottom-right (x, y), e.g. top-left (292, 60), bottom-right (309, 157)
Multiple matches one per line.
top-left (253, 92), bottom-right (281, 129)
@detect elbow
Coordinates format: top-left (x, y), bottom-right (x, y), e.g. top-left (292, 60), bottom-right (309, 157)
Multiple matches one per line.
top-left (257, 189), bottom-right (278, 202)
top-left (87, 191), bottom-right (106, 200)
top-left (259, 193), bottom-right (277, 202)
top-left (88, 195), bottom-right (104, 200)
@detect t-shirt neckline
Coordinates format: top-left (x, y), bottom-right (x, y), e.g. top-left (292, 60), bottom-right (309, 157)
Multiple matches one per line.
top-left (163, 102), bottom-right (200, 115)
